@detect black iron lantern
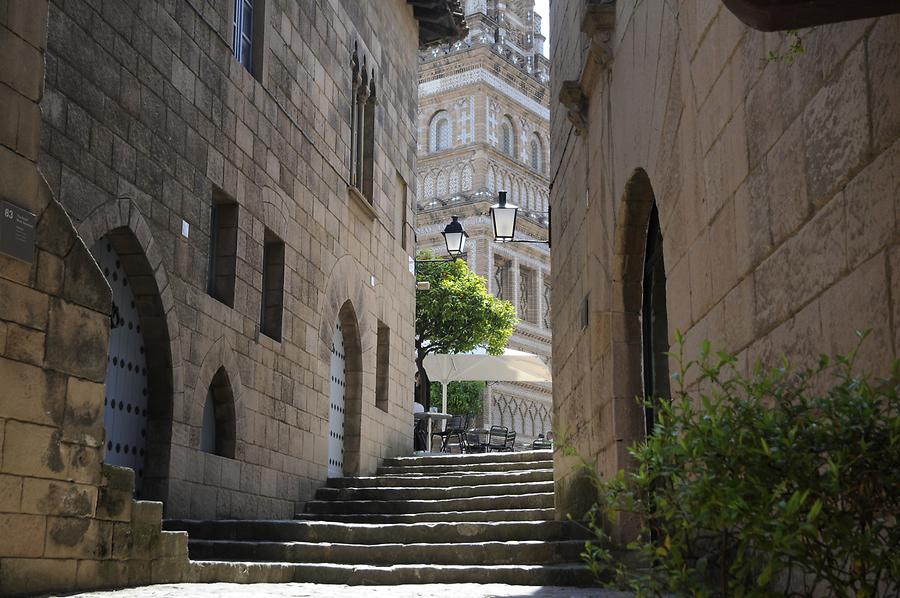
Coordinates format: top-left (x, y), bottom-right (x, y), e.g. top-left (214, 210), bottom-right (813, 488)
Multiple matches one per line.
top-left (441, 216), bottom-right (468, 258)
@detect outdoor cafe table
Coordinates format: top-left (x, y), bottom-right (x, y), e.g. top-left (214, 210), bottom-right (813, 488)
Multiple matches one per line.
top-left (414, 411), bottom-right (452, 452)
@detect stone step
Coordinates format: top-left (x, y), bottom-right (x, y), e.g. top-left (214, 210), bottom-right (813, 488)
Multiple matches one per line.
top-left (315, 480), bottom-right (554, 501)
top-left (382, 450), bottom-right (553, 467)
top-left (292, 508), bottom-right (556, 523)
top-left (304, 492), bottom-right (554, 515)
top-left (187, 561), bottom-right (595, 586)
top-left (377, 459), bottom-right (551, 476)
top-left (187, 539), bottom-right (586, 566)
top-left (326, 468), bottom-right (554, 488)
top-left (166, 519), bottom-right (588, 544)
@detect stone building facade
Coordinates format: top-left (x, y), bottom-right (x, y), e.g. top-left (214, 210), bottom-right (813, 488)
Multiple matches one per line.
top-left (549, 0), bottom-right (900, 536)
top-left (416, 0), bottom-right (552, 445)
top-left (0, 0), bottom-right (463, 593)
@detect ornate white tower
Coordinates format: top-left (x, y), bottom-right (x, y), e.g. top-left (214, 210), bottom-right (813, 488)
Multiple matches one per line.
top-left (416, 0), bottom-right (552, 445)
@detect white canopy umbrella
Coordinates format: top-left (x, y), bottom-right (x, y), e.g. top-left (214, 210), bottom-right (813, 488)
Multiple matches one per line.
top-left (423, 348), bottom-right (551, 415)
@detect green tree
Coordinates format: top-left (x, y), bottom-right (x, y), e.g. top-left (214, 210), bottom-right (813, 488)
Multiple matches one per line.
top-left (429, 380), bottom-right (485, 416)
top-left (415, 249), bottom-right (517, 407)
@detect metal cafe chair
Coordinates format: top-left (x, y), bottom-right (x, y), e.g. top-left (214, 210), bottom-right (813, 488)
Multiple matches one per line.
top-left (431, 414), bottom-right (464, 452)
top-left (482, 425), bottom-right (509, 452)
top-left (463, 426), bottom-right (484, 453)
top-left (500, 430), bottom-right (516, 451)
top-left (531, 438), bottom-right (553, 449)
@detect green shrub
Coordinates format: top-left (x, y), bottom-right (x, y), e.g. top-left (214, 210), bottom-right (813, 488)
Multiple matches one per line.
top-left (429, 380), bottom-right (485, 416)
top-left (582, 332), bottom-right (900, 597)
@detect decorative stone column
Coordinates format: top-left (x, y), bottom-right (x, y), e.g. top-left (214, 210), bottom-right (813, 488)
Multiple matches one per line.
top-left (511, 256), bottom-right (520, 316)
top-left (536, 268), bottom-right (545, 329)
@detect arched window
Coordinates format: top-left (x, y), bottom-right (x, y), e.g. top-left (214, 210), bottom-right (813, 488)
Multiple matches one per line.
top-left (499, 116), bottom-right (515, 157)
top-left (462, 164), bottom-right (474, 191)
top-left (200, 367), bottom-right (236, 459)
top-left (449, 168), bottom-right (460, 194)
top-left (530, 134), bottom-right (543, 172)
top-left (429, 111), bottom-right (452, 153)
top-left (501, 124), bottom-right (511, 155)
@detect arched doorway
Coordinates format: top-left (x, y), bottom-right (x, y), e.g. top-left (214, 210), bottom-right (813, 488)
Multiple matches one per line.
top-left (641, 204), bottom-right (669, 435)
top-left (90, 227), bottom-right (173, 500)
top-left (327, 300), bottom-right (363, 477)
top-left (94, 236), bottom-right (150, 493)
top-left (612, 169), bottom-right (670, 449)
top-left (328, 318), bottom-right (346, 478)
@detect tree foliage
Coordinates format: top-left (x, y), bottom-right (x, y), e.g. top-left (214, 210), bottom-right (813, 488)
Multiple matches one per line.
top-left (414, 249), bottom-right (517, 406)
top-left (416, 250), bottom-right (517, 358)
top-left (429, 380), bottom-right (485, 416)
top-left (578, 332), bottom-right (900, 597)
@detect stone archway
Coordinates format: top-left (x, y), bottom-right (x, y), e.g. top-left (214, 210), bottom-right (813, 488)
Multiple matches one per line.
top-left (611, 169), bottom-right (669, 455)
top-left (331, 301), bottom-right (363, 476)
top-left (78, 198), bottom-right (179, 503)
top-left (318, 255), bottom-right (373, 477)
top-left (200, 367), bottom-right (237, 459)
top-left (190, 336), bottom-right (244, 460)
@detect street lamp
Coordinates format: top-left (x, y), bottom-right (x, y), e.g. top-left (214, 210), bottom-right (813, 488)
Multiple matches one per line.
top-left (441, 216), bottom-right (468, 258)
top-left (413, 216), bottom-right (469, 285)
top-left (490, 191), bottom-right (518, 242)
top-left (489, 191), bottom-right (551, 247)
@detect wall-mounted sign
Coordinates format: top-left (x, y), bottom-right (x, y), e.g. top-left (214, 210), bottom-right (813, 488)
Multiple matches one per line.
top-left (0, 200), bottom-right (36, 263)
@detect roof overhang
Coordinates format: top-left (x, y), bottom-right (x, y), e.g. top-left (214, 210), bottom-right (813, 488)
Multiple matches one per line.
top-left (722, 0), bottom-right (900, 31)
top-left (407, 0), bottom-right (468, 47)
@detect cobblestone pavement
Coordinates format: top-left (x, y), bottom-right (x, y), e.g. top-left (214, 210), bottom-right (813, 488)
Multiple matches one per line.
top-left (53, 582), bottom-right (630, 598)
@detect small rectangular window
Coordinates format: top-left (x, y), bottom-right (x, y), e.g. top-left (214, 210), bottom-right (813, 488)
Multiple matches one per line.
top-left (208, 191), bottom-right (238, 307)
top-left (233, 0), bottom-right (265, 79)
top-left (580, 294), bottom-right (589, 330)
top-left (233, 0), bottom-right (253, 72)
top-left (375, 321), bottom-right (390, 412)
top-left (260, 228), bottom-right (285, 341)
top-left (397, 173), bottom-right (409, 251)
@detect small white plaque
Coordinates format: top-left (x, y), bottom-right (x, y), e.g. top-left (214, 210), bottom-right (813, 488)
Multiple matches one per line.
top-left (181, 219), bottom-right (190, 238)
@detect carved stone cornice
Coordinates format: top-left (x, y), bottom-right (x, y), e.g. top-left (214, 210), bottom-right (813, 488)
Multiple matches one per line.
top-left (557, 1), bottom-right (616, 135)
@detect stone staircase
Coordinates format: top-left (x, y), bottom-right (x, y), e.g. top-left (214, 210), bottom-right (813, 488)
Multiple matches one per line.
top-left (166, 450), bottom-right (594, 585)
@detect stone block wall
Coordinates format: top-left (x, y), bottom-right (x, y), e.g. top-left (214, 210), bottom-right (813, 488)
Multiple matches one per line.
top-left (35, 0), bottom-right (421, 520)
top-left (549, 0), bottom-right (899, 535)
top-left (0, 2), bottom-right (192, 594)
